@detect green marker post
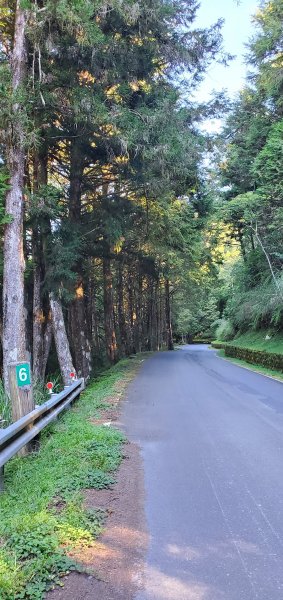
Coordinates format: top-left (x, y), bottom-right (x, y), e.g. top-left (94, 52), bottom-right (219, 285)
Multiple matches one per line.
top-left (8, 362), bottom-right (34, 448)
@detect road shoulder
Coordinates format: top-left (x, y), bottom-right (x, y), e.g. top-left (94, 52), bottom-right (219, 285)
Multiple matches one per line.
top-left (215, 349), bottom-right (283, 383)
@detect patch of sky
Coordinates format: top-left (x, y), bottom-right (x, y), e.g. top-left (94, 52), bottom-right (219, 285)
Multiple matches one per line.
top-left (194, 0), bottom-right (259, 133)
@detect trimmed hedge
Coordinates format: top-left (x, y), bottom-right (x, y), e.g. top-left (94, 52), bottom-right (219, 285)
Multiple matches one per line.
top-left (211, 342), bottom-right (226, 350)
top-left (211, 341), bottom-right (283, 372)
top-left (224, 345), bottom-right (283, 372)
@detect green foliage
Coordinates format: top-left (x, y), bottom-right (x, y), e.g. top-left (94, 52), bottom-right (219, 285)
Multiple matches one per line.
top-left (0, 357), bottom-right (141, 599)
top-left (215, 318), bottom-right (235, 341)
top-left (211, 0), bottom-right (283, 340)
top-left (218, 330), bottom-right (283, 354)
top-left (224, 268), bottom-right (283, 331)
top-left (0, 170), bottom-right (12, 227)
top-left (0, 380), bottom-right (10, 429)
top-left (249, 0), bottom-right (283, 110)
top-left (224, 345), bottom-right (283, 372)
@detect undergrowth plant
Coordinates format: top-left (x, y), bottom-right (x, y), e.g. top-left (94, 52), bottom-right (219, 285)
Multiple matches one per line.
top-left (0, 375), bottom-right (63, 429)
top-left (0, 357), bottom-right (142, 599)
top-left (0, 380), bottom-right (10, 429)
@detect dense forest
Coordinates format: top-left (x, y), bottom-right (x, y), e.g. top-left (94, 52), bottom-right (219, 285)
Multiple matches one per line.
top-left (205, 0), bottom-right (283, 343)
top-left (175, 0), bottom-right (283, 347)
top-left (0, 0), bottom-right (282, 419)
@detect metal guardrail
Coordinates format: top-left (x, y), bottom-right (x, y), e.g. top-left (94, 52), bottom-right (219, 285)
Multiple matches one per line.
top-left (0, 378), bottom-right (85, 491)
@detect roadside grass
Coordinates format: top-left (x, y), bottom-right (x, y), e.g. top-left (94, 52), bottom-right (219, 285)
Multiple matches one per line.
top-left (217, 349), bottom-right (283, 382)
top-left (0, 377), bottom-right (63, 430)
top-left (0, 355), bottom-right (146, 600)
top-left (0, 381), bottom-right (11, 429)
top-left (213, 330), bottom-right (283, 354)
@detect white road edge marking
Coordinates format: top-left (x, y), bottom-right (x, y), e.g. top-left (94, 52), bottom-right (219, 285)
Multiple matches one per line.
top-left (214, 351), bottom-right (283, 385)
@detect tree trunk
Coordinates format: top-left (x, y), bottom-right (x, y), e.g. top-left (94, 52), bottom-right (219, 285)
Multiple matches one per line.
top-left (32, 150), bottom-right (47, 381)
top-left (69, 137), bottom-right (83, 220)
top-left (165, 278), bottom-right (174, 351)
top-left (153, 282), bottom-right (159, 350)
top-left (117, 262), bottom-right (128, 356)
top-left (3, 3), bottom-right (29, 397)
top-left (134, 268), bottom-right (143, 353)
top-left (32, 259), bottom-right (44, 380)
top-left (103, 256), bottom-right (117, 364)
top-left (68, 137), bottom-right (92, 380)
top-left (41, 317), bottom-right (52, 380)
top-left (128, 266), bottom-right (135, 354)
top-left (89, 268), bottom-right (101, 354)
top-left (69, 283), bottom-right (92, 380)
top-left (50, 293), bottom-right (75, 385)
top-left (146, 277), bottom-right (154, 351)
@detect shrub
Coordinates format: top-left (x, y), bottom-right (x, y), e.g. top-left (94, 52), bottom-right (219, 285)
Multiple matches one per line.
top-left (224, 346), bottom-right (283, 372)
top-left (215, 319), bottom-right (235, 341)
top-left (211, 342), bottom-right (226, 349)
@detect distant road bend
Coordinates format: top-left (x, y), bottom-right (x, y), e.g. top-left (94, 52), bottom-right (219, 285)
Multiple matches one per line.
top-left (122, 344), bottom-right (283, 600)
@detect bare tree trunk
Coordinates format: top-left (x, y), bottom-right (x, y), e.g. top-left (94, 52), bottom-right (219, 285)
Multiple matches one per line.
top-left (165, 279), bottom-right (174, 351)
top-left (117, 262), bottom-right (128, 356)
top-left (153, 281), bottom-right (159, 350)
top-left (128, 265), bottom-right (135, 354)
top-left (50, 294), bottom-right (75, 385)
top-left (145, 277), bottom-right (152, 351)
top-left (90, 275), bottom-right (101, 354)
top-left (41, 318), bottom-right (52, 379)
top-left (69, 284), bottom-right (92, 380)
top-left (32, 150), bottom-right (47, 381)
top-left (133, 265), bottom-right (142, 353)
top-left (32, 260), bottom-right (44, 379)
top-left (68, 137), bottom-right (92, 380)
top-left (3, 3), bottom-right (29, 397)
top-left (103, 256), bottom-right (117, 364)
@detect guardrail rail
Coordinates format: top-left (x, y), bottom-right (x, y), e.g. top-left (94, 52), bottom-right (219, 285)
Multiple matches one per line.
top-left (0, 378), bottom-right (85, 491)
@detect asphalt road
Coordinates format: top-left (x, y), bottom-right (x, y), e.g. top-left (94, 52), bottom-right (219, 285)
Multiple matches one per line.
top-left (122, 345), bottom-right (283, 600)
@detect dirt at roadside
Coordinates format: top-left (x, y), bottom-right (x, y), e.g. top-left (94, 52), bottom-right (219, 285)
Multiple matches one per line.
top-left (47, 390), bottom-right (147, 600)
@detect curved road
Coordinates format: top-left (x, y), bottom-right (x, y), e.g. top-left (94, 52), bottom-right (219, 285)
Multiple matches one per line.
top-left (122, 345), bottom-right (283, 600)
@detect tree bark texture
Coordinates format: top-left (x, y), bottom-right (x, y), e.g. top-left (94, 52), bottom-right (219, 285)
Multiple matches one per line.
top-left (3, 3), bottom-right (28, 394)
top-left (117, 262), bottom-right (128, 356)
top-left (134, 269), bottom-right (143, 353)
top-left (68, 138), bottom-right (92, 379)
top-left (32, 150), bottom-right (48, 381)
top-left (69, 284), bottom-right (92, 380)
top-left (103, 257), bottom-right (117, 364)
top-left (32, 260), bottom-right (44, 380)
top-left (41, 317), bottom-right (52, 380)
top-left (165, 278), bottom-right (174, 351)
top-left (50, 294), bottom-right (75, 385)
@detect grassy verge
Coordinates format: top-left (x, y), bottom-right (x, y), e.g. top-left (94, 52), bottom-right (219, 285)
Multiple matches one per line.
top-left (0, 355), bottom-right (146, 600)
top-left (213, 330), bottom-right (283, 354)
top-left (217, 349), bottom-right (283, 382)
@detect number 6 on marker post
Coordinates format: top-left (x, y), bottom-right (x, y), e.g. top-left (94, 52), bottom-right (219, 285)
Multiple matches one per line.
top-left (15, 363), bottom-right (31, 388)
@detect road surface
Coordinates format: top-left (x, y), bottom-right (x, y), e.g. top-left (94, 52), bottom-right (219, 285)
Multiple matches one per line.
top-left (122, 345), bottom-right (283, 600)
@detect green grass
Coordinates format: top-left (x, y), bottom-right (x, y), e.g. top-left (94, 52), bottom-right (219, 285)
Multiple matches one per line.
top-left (217, 349), bottom-right (283, 381)
top-left (0, 356), bottom-right (145, 599)
top-left (0, 377), bottom-right (64, 430)
top-left (214, 330), bottom-right (283, 354)
top-left (0, 380), bottom-right (11, 429)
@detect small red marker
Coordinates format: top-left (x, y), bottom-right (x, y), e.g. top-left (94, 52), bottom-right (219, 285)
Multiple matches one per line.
top-left (46, 381), bottom-right (53, 394)
top-left (70, 372), bottom-right (76, 381)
